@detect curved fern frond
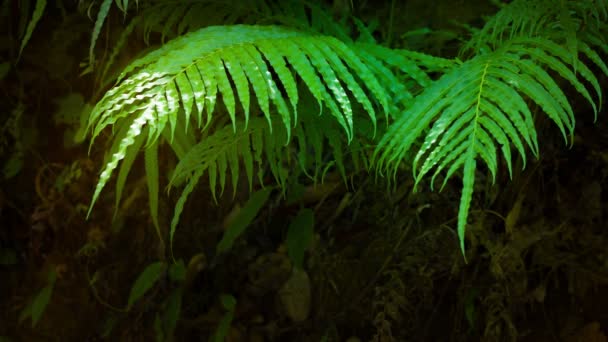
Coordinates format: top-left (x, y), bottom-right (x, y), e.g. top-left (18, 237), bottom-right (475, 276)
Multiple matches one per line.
top-left (89, 0), bottom-right (113, 65)
top-left (374, 35), bottom-right (606, 256)
top-left (169, 118), bottom-right (280, 244)
top-left (86, 24), bottom-right (393, 222)
top-left (169, 107), bottom-right (376, 243)
top-left (18, 0), bottom-right (46, 59)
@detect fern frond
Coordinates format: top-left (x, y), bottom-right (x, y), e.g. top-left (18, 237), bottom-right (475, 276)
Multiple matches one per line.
top-left (170, 118), bottom-right (276, 198)
top-left (374, 36), bottom-right (606, 256)
top-left (113, 122), bottom-right (145, 219)
top-left (169, 108), bottom-right (373, 243)
top-left (18, 0), bottom-right (46, 59)
top-left (86, 25), bottom-right (393, 224)
top-left (89, 0), bottom-right (113, 65)
top-left (169, 118), bottom-right (282, 244)
top-left (463, 0), bottom-right (608, 57)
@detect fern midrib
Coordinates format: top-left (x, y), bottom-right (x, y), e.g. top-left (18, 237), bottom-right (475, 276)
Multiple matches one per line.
top-left (472, 62), bottom-right (491, 154)
top-left (456, 61), bottom-right (490, 257)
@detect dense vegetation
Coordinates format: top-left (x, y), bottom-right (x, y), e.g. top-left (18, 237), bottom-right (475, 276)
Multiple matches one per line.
top-left (1, 0), bottom-right (607, 340)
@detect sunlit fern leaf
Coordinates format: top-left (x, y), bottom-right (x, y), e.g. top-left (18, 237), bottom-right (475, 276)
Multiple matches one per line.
top-left (374, 35), bottom-right (605, 256)
top-left (87, 106), bottom-right (154, 218)
top-left (114, 125), bottom-right (145, 219)
top-left (86, 25), bottom-right (393, 221)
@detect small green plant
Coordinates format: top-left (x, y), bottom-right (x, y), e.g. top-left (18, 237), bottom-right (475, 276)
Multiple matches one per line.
top-left (90, 259), bottom-right (186, 340)
top-left (18, 269), bottom-right (56, 327)
top-left (216, 187), bottom-right (273, 255)
top-left (286, 208), bottom-right (315, 270)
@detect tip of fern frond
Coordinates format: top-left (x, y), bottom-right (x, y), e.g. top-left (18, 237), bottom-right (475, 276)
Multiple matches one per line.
top-left (85, 204), bottom-right (94, 220)
top-left (283, 129), bottom-right (291, 147)
top-left (86, 136), bottom-right (96, 155)
top-left (370, 123), bottom-right (378, 140)
top-left (459, 228), bottom-right (468, 263)
top-left (592, 108), bottom-right (599, 124)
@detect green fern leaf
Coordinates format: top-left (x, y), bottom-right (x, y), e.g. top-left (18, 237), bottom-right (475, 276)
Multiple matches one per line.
top-left (214, 55), bottom-right (238, 131)
top-left (174, 73), bottom-right (194, 132)
top-left (168, 103), bottom-right (371, 234)
top-left (236, 44), bottom-right (273, 130)
top-left (222, 48), bottom-right (252, 127)
top-left (375, 35), bottom-right (603, 256)
top-left (88, 107), bottom-right (155, 218)
top-left (90, 0), bottom-right (114, 65)
top-left (168, 118), bottom-right (276, 242)
top-left (87, 25), bottom-right (392, 220)
top-left (184, 67), bottom-right (206, 127)
top-left (170, 119), bottom-right (270, 194)
top-left (297, 39), bottom-right (354, 139)
top-left (242, 44), bottom-right (292, 142)
top-left (19, 0), bottom-right (46, 59)
top-left (255, 41), bottom-right (298, 117)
